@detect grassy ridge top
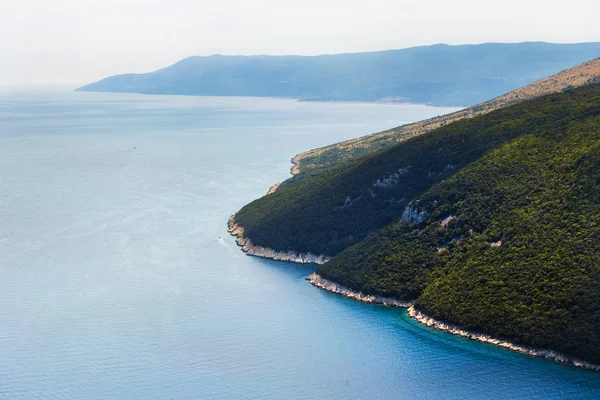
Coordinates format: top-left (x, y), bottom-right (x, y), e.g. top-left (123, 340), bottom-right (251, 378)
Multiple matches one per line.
top-left (237, 83), bottom-right (600, 363)
top-left (291, 58), bottom-right (600, 180)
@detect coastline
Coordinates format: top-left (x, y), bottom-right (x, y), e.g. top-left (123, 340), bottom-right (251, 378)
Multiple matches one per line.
top-left (407, 306), bottom-right (600, 372)
top-left (290, 154), bottom-right (302, 176)
top-left (307, 273), bottom-right (413, 307)
top-left (307, 273), bottom-right (600, 372)
top-left (227, 215), bottom-right (331, 264)
top-left (228, 212), bottom-right (600, 370)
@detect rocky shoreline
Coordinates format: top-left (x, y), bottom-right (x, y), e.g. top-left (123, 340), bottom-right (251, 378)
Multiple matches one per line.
top-left (227, 215), bottom-right (331, 264)
top-left (407, 306), bottom-right (600, 372)
top-left (266, 182), bottom-right (281, 195)
top-left (227, 219), bottom-right (599, 371)
top-left (290, 154), bottom-right (302, 175)
top-left (307, 273), bottom-right (413, 307)
top-left (306, 273), bottom-right (599, 371)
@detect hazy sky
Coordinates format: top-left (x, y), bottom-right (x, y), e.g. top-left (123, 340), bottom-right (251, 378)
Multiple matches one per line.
top-left (2, 0), bottom-right (600, 86)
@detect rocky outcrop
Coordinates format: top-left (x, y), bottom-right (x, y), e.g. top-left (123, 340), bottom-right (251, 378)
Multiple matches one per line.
top-left (290, 154), bottom-right (302, 176)
top-left (401, 203), bottom-right (428, 224)
top-left (440, 215), bottom-right (455, 228)
top-left (373, 166), bottom-right (410, 189)
top-left (307, 273), bottom-right (414, 307)
top-left (407, 306), bottom-right (600, 371)
top-left (266, 182), bottom-right (281, 195)
top-left (227, 215), bottom-right (331, 264)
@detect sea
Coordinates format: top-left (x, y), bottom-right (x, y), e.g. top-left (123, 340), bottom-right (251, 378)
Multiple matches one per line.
top-left (1, 90), bottom-right (599, 399)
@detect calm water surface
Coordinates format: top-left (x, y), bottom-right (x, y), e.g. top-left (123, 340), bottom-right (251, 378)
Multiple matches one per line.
top-left (0, 91), bottom-right (599, 399)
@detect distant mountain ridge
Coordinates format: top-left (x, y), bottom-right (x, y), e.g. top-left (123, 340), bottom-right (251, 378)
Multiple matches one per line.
top-left (77, 42), bottom-right (600, 107)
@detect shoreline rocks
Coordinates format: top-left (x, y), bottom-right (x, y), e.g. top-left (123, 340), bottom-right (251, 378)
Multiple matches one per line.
top-left (266, 182), bottom-right (281, 195)
top-left (290, 154), bottom-right (302, 175)
top-left (307, 273), bottom-right (414, 307)
top-left (307, 273), bottom-right (600, 371)
top-left (406, 306), bottom-right (600, 372)
top-left (227, 215), bottom-right (331, 264)
top-left (227, 217), bottom-right (600, 371)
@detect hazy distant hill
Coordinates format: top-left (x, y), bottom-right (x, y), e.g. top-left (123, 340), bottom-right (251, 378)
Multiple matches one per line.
top-left (77, 42), bottom-right (600, 107)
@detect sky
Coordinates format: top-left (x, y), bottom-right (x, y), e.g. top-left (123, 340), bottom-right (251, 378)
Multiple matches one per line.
top-left (2, 0), bottom-right (600, 87)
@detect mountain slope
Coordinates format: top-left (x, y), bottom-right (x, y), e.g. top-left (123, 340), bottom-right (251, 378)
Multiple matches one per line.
top-left (318, 84), bottom-right (600, 363)
top-left (236, 83), bottom-right (600, 364)
top-left (77, 42), bottom-right (600, 107)
top-left (291, 58), bottom-right (600, 180)
top-left (234, 82), bottom-right (600, 257)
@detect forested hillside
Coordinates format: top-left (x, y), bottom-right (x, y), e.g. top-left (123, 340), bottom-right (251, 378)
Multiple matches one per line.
top-left (235, 83), bottom-right (600, 256)
top-left (235, 84), bottom-right (600, 364)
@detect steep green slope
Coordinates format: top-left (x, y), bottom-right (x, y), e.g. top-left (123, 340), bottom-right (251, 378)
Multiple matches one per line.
top-left (317, 85), bottom-right (600, 363)
top-left (77, 42), bottom-right (600, 107)
top-left (234, 83), bottom-right (600, 257)
top-left (235, 84), bottom-right (600, 363)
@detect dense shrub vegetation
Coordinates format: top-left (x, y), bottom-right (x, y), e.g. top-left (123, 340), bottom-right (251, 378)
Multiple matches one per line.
top-left (238, 83), bottom-right (600, 363)
top-left (236, 84), bottom-right (600, 255)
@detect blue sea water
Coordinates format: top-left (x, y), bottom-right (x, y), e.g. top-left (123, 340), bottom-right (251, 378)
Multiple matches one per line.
top-left (0, 90), bottom-right (598, 400)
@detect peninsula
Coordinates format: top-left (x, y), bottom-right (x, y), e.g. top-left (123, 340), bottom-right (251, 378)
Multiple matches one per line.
top-left (77, 42), bottom-right (600, 107)
top-left (229, 60), bottom-right (600, 369)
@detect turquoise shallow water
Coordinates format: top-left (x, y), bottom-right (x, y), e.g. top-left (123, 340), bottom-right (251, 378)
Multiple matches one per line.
top-left (0, 90), bottom-right (598, 399)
